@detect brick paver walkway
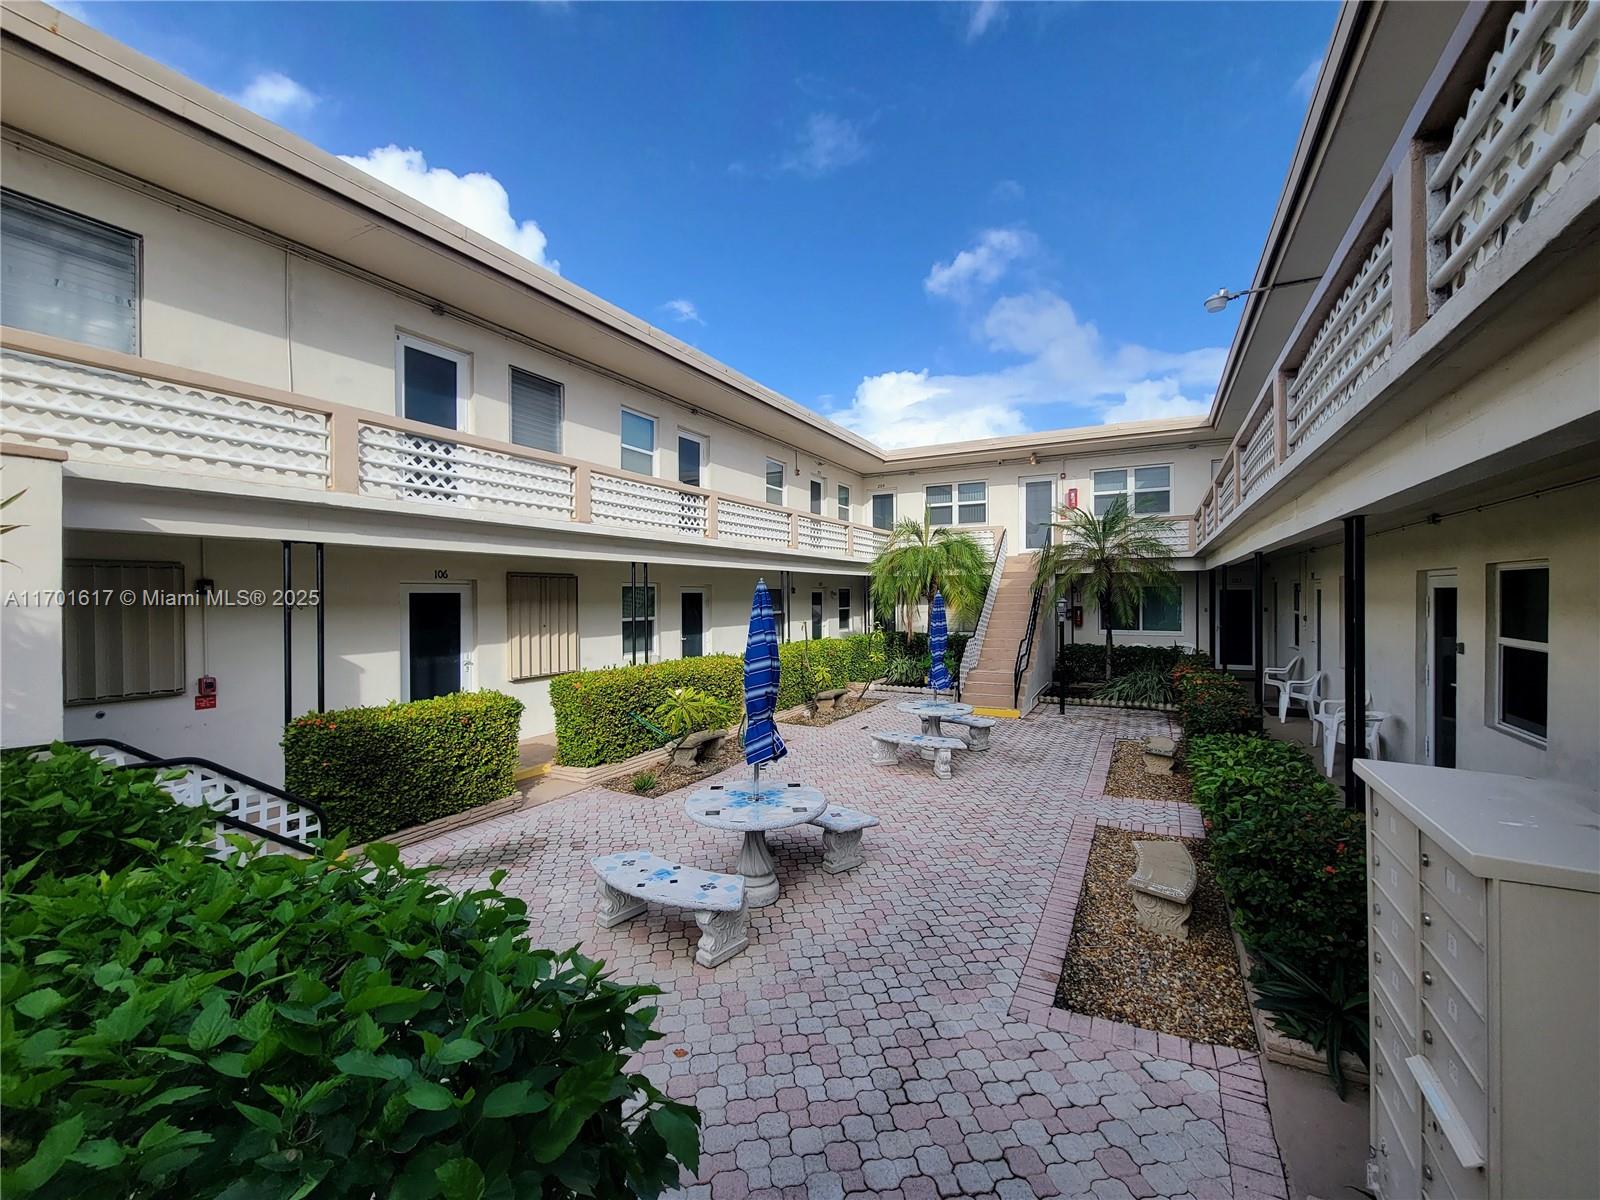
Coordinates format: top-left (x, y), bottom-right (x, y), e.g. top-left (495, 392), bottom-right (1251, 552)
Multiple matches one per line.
top-left (404, 703), bottom-right (1288, 1200)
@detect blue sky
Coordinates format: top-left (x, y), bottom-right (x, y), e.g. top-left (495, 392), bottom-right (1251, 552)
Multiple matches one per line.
top-left (66, 0), bottom-right (1336, 447)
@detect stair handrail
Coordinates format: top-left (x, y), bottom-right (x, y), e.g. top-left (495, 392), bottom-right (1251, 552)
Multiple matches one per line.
top-left (1012, 581), bottom-right (1045, 710)
top-left (958, 526), bottom-right (1009, 685)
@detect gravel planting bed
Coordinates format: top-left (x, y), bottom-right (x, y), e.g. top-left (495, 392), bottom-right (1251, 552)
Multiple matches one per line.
top-left (1102, 737), bottom-right (1191, 803)
top-left (779, 696), bottom-right (882, 728)
top-left (1055, 825), bottom-right (1258, 1050)
top-left (601, 738), bottom-right (742, 799)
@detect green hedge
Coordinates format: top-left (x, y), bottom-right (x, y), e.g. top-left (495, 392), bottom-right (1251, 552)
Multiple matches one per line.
top-left (1057, 643), bottom-right (1208, 683)
top-left (283, 691), bottom-right (522, 842)
top-left (551, 635), bottom-right (890, 768)
top-left (1, 810), bottom-right (697, 1197)
top-left (1173, 665), bottom-right (1258, 739)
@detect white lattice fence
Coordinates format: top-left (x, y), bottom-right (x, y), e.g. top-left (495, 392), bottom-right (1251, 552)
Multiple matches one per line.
top-left (716, 498), bottom-right (791, 545)
top-left (1430, 0), bottom-right (1600, 298)
top-left (1240, 411), bottom-right (1277, 501)
top-left (0, 350), bottom-right (329, 485)
top-left (1215, 462), bottom-right (1237, 519)
top-left (797, 515), bottom-right (848, 555)
top-left (1149, 519), bottom-right (1193, 553)
top-left (590, 471), bottom-right (708, 536)
top-left (854, 526), bottom-right (890, 558)
top-left (162, 766), bottom-right (323, 855)
top-left (358, 424), bottom-right (573, 515)
top-left (1287, 228), bottom-right (1394, 451)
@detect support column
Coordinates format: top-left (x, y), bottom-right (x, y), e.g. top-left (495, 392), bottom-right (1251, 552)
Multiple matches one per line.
top-left (1207, 568), bottom-right (1218, 667)
top-left (1252, 551), bottom-right (1265, 712)
top-left (282, 540), bottom-right (293, 727)
top-left (1343, 515), bottom-right (1366, 805)
top-left (0, 445), bottom-right (66, 746)
top-left (314, 542), bottom-right (326, 713)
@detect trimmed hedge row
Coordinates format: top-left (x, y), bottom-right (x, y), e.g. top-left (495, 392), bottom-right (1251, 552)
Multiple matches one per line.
top-left (1057, 643), bottom-right (1207, 683)
top-left (1173, 665), bottom-right (1258, 739)
top-left (550, 635), bottom-right (889, 768)
top-left (283, 691), bottom-right (523, 842)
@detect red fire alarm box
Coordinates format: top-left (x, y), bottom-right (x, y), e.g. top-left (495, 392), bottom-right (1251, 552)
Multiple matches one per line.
top-left (195, 676), bottom-right (217, 711)
top-left (1065, 487), bottom-right (1079, 509)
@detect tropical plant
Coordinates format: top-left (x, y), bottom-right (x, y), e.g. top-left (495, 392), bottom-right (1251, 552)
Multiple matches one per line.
top-left (1249, 952), bottom-right (1370, 1099)
top-left (630, 771), bottom-right (658, 794)
top-left (0, 486), bottom-right (27, 566)
top-left (1032, 497), bottom-right (1179, 681)
top-left (884, 654), bottom-right (926, 687)
top-left (651, 687), bottom-right (732, 749)
top-left (1093, 667), bottom-right (1175, 707)
top-left (868, 517), bottom-right (990, 639)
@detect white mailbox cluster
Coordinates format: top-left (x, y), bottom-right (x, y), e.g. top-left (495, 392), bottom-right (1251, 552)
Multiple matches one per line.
top-left (1357, 760), bottom-right (1600, 1200)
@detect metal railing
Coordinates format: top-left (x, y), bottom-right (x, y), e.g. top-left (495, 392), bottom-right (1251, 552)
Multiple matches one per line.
top-left (1013, 582), bottom-right (1044, 710)
top-left (958, 527), bottom-right (1009, 683)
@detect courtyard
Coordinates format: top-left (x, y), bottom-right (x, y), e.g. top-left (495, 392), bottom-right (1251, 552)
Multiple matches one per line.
top-left (404, 703), bottom-right (1286, 1200)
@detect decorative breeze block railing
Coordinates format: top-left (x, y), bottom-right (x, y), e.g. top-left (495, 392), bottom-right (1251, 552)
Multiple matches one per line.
top-left (854, 526), bottom-right (890, 558)
top-left (160, 764), bottom-right (324, 856)
top-left (1240, 411), bottom-right (1277, 502)
top-left (1429, 0), bottom-right (1600, 299)
top-left (797, 515), bottom-right (848, 555)
top-left (1149, 519), bottom-right (1192, 553)
top-left (959, 526), bottom-right (1009, 680)
top-left (358, 423), bottom-right (574, 516)
top-left (968, 528), bottom-right (998, 559)
top-left (716, 497), bottom-right (791, 545)
top-left (591, 471), bottom-right (708, 537)
top-left (0, 350), bottom-right (330, 486)
top-left (1215, 462), bottom-right (1237, 518)
top-left (1287, 227), bottom-right (1394, 452)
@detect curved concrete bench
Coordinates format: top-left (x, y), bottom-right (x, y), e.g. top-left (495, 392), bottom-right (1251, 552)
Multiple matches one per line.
top-left (592, 851), bottom-right (749, 966)
top-left (810, 805), bottom-right (879, 873)
top-left (869, 731), bottom-right (967, 780)
top-left (941, 714), bottom-right (998, 751)
top-left (1128, 840), bottom-right (1197, 940)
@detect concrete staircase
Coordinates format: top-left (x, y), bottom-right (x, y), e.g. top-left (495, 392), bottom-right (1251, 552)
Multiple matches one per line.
top-left (960, 555), bottom-right (1041, 713)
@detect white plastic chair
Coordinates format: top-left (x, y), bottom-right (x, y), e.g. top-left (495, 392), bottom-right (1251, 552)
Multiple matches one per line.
top-left (1309, 691), bottom-right (1373, 747)
top-left (1317, 704), bottom-right (1387, 777)
top-left (1277, 670), bottom-right (1325, 724)
top-left (1262, 655), bottom-right (1303, 720)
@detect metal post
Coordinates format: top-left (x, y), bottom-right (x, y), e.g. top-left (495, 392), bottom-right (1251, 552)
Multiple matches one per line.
top-left (281, 540), bottom-right (293, 726)
top-left (642, 562), bottom-right (651, 664)
top-left (1208, 568), bottom-right (1218, 667)
top-left (314, 542), bottom-right (325, 713)
top-left (629, 561), bottom-right (637, 665)
top-left (1343, 515), bottom-right (1366, 805)
top-left (1252, 551), bottom-right (1265, 712)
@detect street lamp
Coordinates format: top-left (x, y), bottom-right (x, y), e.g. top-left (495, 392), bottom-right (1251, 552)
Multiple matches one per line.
top-left (1202, 276), bottom-right (1321, 313)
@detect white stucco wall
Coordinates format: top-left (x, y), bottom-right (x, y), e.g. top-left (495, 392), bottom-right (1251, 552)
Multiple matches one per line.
top-left (0, 451), bottom-right (65, 746)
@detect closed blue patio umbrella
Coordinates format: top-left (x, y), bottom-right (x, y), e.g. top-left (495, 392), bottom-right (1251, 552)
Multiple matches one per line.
top-left (743, 578), bottom-right (787, 789)
top-left (928, 590), bottom-right (952, 697)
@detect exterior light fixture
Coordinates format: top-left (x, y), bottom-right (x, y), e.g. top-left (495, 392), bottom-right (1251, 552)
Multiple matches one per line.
top-left (1202, 276), bottom-right (1321, 313)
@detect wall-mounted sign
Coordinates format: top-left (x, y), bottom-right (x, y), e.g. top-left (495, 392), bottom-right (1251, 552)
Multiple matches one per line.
top-left (1065, 487), bottom-right (1079, 509)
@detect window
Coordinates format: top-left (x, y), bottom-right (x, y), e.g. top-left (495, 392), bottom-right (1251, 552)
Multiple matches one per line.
top-left (925, 484), bottom-right (953, 525)
top-left (506, 573), bottom-right (577, 680)
top-left (770, 583), bottom-right (786, 636)
top-left (837, 484), bottom-right (851, 522)
top-left (871, 493), bottom-right (894, 530)
top-left (622, 584), bottom-right (657, 659)
top-left (677, 431), bottom-right (707, 487)
top-left (1092, 465), bottom-right (1172, 516)
top-left (839, 586), bottom-right (852, 633)
top-left (809, 479), bottom-right (824, 515)
top-left (397, 334), bottom-right (468, 430)
top-left (63, 561), bottom-right (185, 704)
top-left (957, 481), bottom-right (988, 524)
top-left (1, 189), bottom-right (139, 353)
top-left (811, 590), bottom-right (825, 640)
top-left (1495, 563), bottom-right (1549, 741)
top-left (1109, 585), bottom-right (1184, 633)
top-left (509, 368), bottom-right (562, 453)
top-left (766, 458), bottom-right (786, 506)
top-left (620, 409), bottom-right (656, 475)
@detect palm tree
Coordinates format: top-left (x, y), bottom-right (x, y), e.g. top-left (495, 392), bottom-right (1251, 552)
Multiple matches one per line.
top-left (1033, 497), bottom-right (1178, 681)
top-left (869, 517), bottom-right (991, 640)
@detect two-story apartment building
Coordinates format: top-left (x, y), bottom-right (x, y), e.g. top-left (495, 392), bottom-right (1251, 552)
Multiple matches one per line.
top-left (2, 0), bottom-right (1596, 801)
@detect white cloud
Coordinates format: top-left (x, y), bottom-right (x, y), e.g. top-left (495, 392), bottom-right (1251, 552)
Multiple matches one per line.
top-left (339, 145), bottom-right (558, 272)
top-left (662, 298), bottom-right (704, 325)
top-left (924, 228), bottom-right (1034, 301)
top-left (830, 289), bottom-right (1225, 447)
top-left (991, 178), bottom-right (1025, 203)
top-left (1291, 55), bottom-right (1323, 102)
top-left (232, 71), bottom-right (319, 123)
top-left (780, 113), bottom-right (869, 177)
top-left (966, 0), bottom-right (1006, 41)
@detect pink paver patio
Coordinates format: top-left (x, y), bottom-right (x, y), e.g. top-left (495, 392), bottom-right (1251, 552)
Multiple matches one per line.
top-left (403, 704), bottom-right (1289, 1200)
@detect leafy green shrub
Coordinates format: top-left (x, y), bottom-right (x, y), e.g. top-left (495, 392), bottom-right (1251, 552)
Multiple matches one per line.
top-left (1249, 953), bottom-right (1369, 1099)
top-left (1173, 665), bottom-right (1257, 739)
top-left (651, 687), bottom-right (733, 746)
top-left (882, 632), bottom-right (970, 684)
top-left (283, 691), bottom-right (522, 843)
top-left (1057, 643), bottom-right (1208, 683)
top-left (630, 771), bottom-right (658, 794)
top-left (884, 655), bottom-right (925, 687)
top-left (1093, 667), bottom-right (1176, 707)
top-left (0, 838), bottom-right (698, 1199)
top-left (0, 746), bottom-right (212, 883)
top-left (1186, 733), bottom-right (1327, 834)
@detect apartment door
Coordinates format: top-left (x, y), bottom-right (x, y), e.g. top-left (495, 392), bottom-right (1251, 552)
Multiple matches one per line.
top-left (871, 493), bottom-right (895, 530)
top-left (1219, 587), bottom-right (1254, 670)
top-left (1021, 478), bottom-right (1054, 550)
top-left (1426, 573), bottom-right (1459, 767)
top-left (403, 584), bottom-right (474, 700)
top-left (677, 432), bottom-right (707, 488)
top-left (810, 590), bottom-right (825, 640)
top-left (681, 589), bottom-right (707, 658)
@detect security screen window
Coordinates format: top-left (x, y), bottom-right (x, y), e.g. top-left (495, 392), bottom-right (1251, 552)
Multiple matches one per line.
top-left (1, 189), bottom-right (140, 353)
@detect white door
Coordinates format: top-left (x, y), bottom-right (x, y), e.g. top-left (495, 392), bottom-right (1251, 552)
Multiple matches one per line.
top-left (1020, 477), bottom-right (1055, 550)
top-left (402, 583), bottom-right (475, 701)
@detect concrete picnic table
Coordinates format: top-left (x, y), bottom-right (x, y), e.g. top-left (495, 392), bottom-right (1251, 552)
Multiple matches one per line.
top-left (684, 781), bottom-right (827, 908)
top-left (895, 699), bottom-right (973, 738)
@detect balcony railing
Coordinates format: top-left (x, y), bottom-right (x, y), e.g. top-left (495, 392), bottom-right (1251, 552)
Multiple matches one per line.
top-left (0, 333), bottom-right (886, 562)
top-left (1191, 0), bottom-right (1600, 553)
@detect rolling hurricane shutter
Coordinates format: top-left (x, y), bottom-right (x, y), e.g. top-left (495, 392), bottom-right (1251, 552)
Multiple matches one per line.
top-left (509, 367), bottom-right (562, 453)
top-left (1, 190), bottom-right (139, 353)
top-left (62, 561), bottom-right (185, 704)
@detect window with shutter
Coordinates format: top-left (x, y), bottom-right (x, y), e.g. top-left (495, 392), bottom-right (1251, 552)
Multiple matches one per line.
top-left (510, 368), bottom-right (562, 453)
top-left (506, 573), bottom-right (578, 681)
top-left (1, 190), bottom-right (139, 354)
top-left (63, 561), bottom-right (185, 704)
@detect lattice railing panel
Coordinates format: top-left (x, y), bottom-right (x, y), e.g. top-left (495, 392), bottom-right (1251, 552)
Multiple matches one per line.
top-left (1149, 519), bottom-right (1193, 553)
top-left (1215, 462), bottom-right (1237, 519)
top-left (797, 515), bottom-right (848, 555)
top-left (1287, 228), bottom-right (1394, 451)
top-left (590, 471), bottom-right (708, 537)
top-left (0, 350), bottom-right (329, 485)
top-left (1241, 413), bottom-right (1277, 502)
top-left (854, 527), bottom-right (890, 558)
top-left (161, 766), bottom-right (323, 855)
top-left (1430, 0), bottom-right (1600, 298)
top-left (716, 498), bottom-right (790, 545)
top-left (358, 424), bottom-right (573, 516)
